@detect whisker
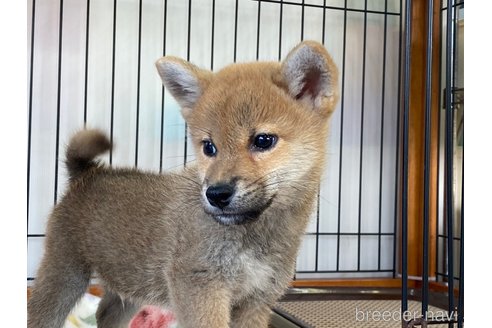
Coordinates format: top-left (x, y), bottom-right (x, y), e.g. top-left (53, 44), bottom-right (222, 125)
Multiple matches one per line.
top-left (162, 159), bottom-right (198, 171)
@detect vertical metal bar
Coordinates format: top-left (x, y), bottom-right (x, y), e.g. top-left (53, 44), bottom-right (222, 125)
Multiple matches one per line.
top-left (357, 0), bottom-right (368, 272)
top-left (436, 0), bottom-right (443, 283)
top-left (256, 0), bottom-right (261, 60)
top-left (377, 0), bottom-right (388, 272)
top-left (278, 0), bottom-right (283, 61)
top-left (422, 0), bottom-right (434, 318)
top-left (321, 0), bottom-right (326, 45)
top-left (83, 0), bottom-right (90, 126)
top-left (210, 0), bottom-right (215, 71)
top-left (135, 0), bottom-right (143, 168)
top-left (159, 0), bottom-right (168, 174)
top-left (54, 0), bottom-right (64, 204)
top-left (336, 0), bottom-right (348, 272)
top-left (233, 0), bottom-right (238, 63)
top-left (401, 0), bottom-right (413, 321)
top-left (314, 0), bottom-right (326, 274)
top-left (451, 2), bottom-right (458, 98)
top-left (186, 0), bottom-right (192, 71)
top-left (183, 0), bottom-right (192, 167)
top-left (110, 0), bottom-right (117, 166)
top-left (315, 189), bottom-right (320, 272)
top-left (393, 0), bottom-right (403, 279)
top-left (457, 153), bottom-right (464, 328)
top-left (444, 0), bottom-right (455, 324)
top-left (300, 0), bottom-right (305, 41)
top-left (27, 0), bottom-right (36, 234)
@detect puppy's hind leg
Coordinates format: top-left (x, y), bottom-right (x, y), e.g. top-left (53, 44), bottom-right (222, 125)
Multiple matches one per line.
top-left (27, 240), bottom-right (91, 328)
top-left (96, 290), bottom-right (140, 328)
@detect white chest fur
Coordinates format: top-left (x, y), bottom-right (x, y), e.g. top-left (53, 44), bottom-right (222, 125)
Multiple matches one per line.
top-left (234, 251), bottom-right (274, 299)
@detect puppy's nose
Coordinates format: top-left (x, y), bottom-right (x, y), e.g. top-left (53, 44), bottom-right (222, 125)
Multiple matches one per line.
top-left (206, 184), bottom-right (235, 209)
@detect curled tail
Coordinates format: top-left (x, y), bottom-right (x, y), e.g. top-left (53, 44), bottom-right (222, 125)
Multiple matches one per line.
top-left (65, 129), bottom-right (111, 179)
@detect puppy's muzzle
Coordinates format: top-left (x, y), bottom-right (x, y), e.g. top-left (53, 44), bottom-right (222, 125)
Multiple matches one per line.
top-left (205, 183), bottom-right (235, 209)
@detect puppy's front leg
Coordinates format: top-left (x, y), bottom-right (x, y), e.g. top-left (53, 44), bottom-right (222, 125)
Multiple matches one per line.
top-left (168, 274), bottom-right (231, 328)
top-left (231, 298), bottom-right (272, 328)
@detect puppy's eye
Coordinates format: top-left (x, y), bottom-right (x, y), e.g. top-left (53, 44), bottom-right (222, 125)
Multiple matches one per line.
top-left (202, 140), bottom-right (217, 157)
top-left (252, 134), bottom-right (277, 151)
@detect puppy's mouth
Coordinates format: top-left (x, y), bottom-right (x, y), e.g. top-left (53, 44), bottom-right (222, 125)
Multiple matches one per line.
top-left (211, 211), bottom-right (263, 225)
top-left (204, 197), bottom-right (275, 226)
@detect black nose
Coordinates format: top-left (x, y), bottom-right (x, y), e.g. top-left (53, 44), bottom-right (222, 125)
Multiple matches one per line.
top-left (206, 184), bottom-right (235, 209)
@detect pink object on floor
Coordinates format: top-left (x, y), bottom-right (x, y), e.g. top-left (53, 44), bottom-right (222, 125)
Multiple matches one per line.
top-left (129, 306), bottom-right (177, 328)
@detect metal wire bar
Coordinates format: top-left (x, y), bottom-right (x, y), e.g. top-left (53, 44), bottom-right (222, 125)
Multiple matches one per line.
top-left (252, 0), bottom-right (400, 16)
top-left (210, 0), bottom-right (215, 71)
top-left (422, 0), bottom-right (434, 317)
top-left (277, 0), bottom-right (282, 61)
top-left (134, 0), bottom-right (143, 168)
top-left (442, 0), bottom-right (464, 11)
top-left (300, 0), bottom-right (304, 41)
top-left (27, 0), bottom-right (36, 234)
top-left (305, 232), bottom-right (394, 236)
top-left (435, 272), bottom-right (461, 280)
top-left (335, 0), bottom-right (348, 272)
top-left (435, 0), bottom-right (444, 284)
top-left (83, 0), bottom-right (90, 125)
top-left (314, 0), bottom-right (327, 272)
top-left (315, 190), bottom-right (320, 272)
top-left (256, 0), bottom-right (261, 60)
top-left (437, 234), bottom-right (461, 241)
top-left (110, 0), bottom-right (117, 166)
top-left (54, 0), bottom-right (64, 204)
top-left (159, 0), bottom-right (168, 174)
top-left (233, 0), bottom-right (238, 63)
top-left (457, 152), bottom-right (464, 328)
top-left (444, 1), bottom-right (455, 325)
top-left (401, 0), bottom-right (413, 321)
top-left (183, 0), bottom-right (192, 167)
top-left (357, 0), bottom-right (368, 272)
top-left (378, 0), bottom-right (388, 272)
top-left (392, 0), bottom-right (403, 279)
top-left (321, 0), bottom-right (326, 45)
top-left (297, 269), bottom-right (394, 274)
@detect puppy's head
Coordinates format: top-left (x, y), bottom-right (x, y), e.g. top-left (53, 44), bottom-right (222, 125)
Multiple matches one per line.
top-left (156, 41), bottom-right (339, 225)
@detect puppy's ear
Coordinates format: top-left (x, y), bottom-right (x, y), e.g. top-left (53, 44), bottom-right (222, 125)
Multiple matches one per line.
top-left (281, 41), bottom-right (339, 116)
top-left (155, 57), bottom-right (212, 117)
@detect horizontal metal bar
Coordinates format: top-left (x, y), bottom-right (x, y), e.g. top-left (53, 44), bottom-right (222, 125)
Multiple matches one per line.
top-left (305, 232), bottom-right (395, 236)
top-left (435, 272), bottom-right (462, 280)
top-left (437, 234), bottom-right (461, 241)
top-left (441, 1), bottom-right (464, 11)
top-left (296, 269), bottom-right (394, 274)
top-left (252, 0), bottom-right (400, 16)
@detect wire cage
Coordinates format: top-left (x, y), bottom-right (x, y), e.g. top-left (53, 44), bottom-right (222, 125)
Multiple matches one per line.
top-left (27, 0), bottom-right (464, 327)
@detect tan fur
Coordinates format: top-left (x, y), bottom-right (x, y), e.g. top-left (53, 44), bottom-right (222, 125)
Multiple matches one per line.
top-left (27, 41), bottom-right (339, 328)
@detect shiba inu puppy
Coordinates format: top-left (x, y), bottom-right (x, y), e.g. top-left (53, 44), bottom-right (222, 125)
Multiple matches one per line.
top-left (27, 40), bottom-right (339, 328)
